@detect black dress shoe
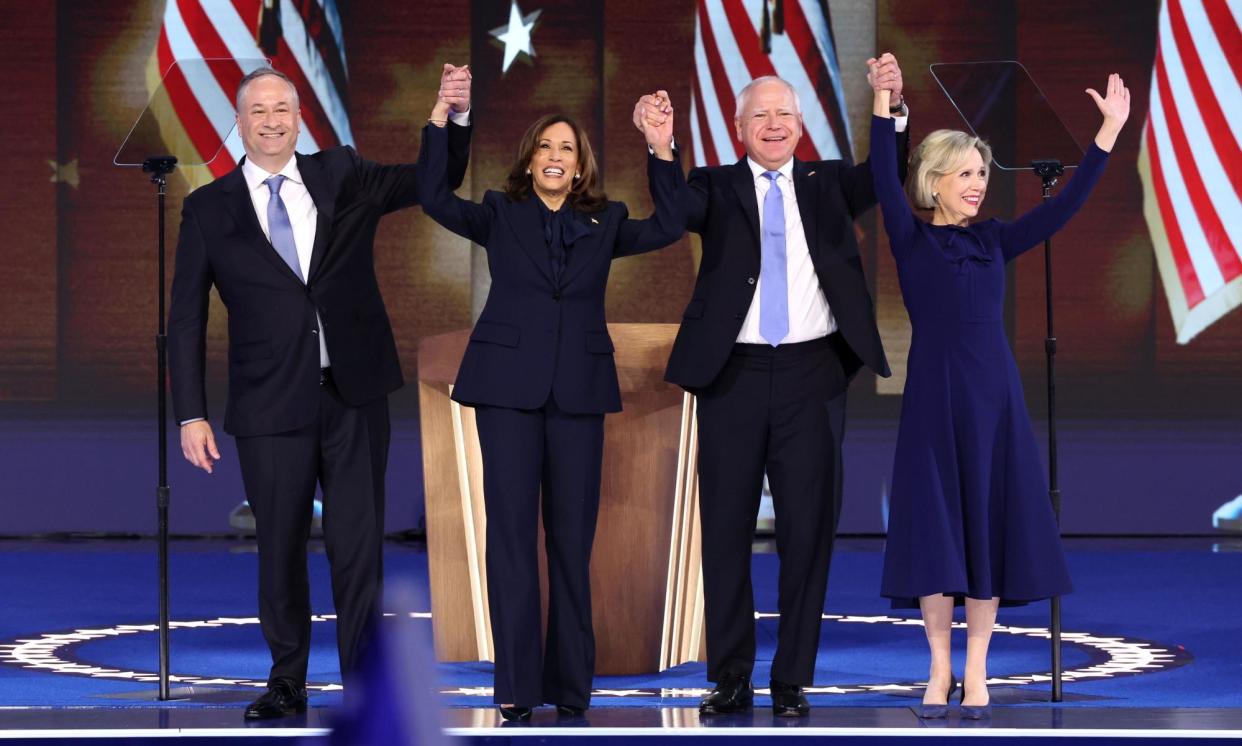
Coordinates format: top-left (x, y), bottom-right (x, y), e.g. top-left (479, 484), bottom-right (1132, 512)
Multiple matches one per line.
top-left (498, 705), bottom-right (532, 721)
top-left (555, 704), bottom-right (586, 717)
top-left (244, 679), bottom-right (308, 720)
top-left (769, 680), bottom-right (810, 717)
top-left (699, 673), bottom-right (753, 714)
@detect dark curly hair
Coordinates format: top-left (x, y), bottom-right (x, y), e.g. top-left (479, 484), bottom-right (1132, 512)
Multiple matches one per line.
top-left (503, 114), bottom-right (607, 212)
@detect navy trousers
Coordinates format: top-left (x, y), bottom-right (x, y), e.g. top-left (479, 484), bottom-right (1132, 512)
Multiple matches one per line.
top-left (234, 373), bottom-right (389, 687)
top-left (474, 396), bottom-right (605, 708)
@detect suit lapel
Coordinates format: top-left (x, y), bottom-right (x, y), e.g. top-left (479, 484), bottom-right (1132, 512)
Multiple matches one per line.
top-left (793, 159), bottom-right (819, 260)
top-left (220, 164), bottom-right (303, 284)
top-left (730, 159), bottom-right (761, 254)
top-left (509, 197), bottom-right (556, 285)
top-left (558, 210), bottom-right (601, 288)
top-left (297, 153), bottom-right (335, 281)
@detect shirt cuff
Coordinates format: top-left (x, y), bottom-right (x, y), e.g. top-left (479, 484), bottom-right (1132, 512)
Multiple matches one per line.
top-left (179, 418), bottom-right (205, 426)
top-left (449, 108), bottom-right (471, 127)
top-left (649, 134), bottom-right (678, 156)
top-left (892, 104), bottom-right (909, 133)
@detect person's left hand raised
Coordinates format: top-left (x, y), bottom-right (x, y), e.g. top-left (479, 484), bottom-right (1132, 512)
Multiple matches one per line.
top-left (439, 63), bottom-right (472, 115)
top-left (638, 90), bottom-right (675, 160)
top-left (866, 52), bottom-right (904, 108)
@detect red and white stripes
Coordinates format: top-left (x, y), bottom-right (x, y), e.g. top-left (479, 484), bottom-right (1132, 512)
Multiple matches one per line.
top-left (152, 0), bottom-right (352, 179)
top-left (690, 0), bottom-right (853, 169)
top-left (1139, 0), bottom-right (1242, 343)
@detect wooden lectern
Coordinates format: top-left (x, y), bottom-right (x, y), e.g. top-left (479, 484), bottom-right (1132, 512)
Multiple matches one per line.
top-left (419, 323), bottom-right (706, 674)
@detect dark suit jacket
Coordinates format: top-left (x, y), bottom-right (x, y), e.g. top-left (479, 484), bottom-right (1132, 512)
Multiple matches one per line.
top-left (665, 132), bottom-right (909, 391)
top-left (416, 123), bottom-right (686, 414)
top-left (168, 124), bottom-right (472, 436)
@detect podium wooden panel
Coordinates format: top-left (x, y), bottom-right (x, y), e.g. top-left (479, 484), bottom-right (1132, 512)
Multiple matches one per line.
top-left (419, 323), bottom-right (705, 675)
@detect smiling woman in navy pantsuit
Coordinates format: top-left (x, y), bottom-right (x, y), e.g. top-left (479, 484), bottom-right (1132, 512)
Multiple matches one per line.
top-left (869, 62), bottom-right (1131, 719)
top-left (418, 77), bottom-right (685, 721)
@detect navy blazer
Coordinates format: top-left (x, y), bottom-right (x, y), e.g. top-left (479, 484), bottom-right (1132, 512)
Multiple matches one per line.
top-left (664, 130), bottom-right (909, 391)
top-left (168, 124), bottom-right (472, 436)
top-left (417, 123), bottom-right (686, 414)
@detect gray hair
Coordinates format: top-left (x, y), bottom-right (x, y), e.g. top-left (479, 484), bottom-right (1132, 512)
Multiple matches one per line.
top-left (235, 67), bottom-right (300, 112)
top-left (734, 76), bottom-right (802, 119)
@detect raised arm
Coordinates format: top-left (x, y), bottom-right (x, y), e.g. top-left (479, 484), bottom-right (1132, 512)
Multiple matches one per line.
top-left (352, 63), bottom-right (473, 214)
top-left (867, 57), bottom-right (917, 254)
top-left (416, 98), bottom-right (493, 245)
top-left (999, 73), bottom-right (1130, 262)
top-left (834, 52), bottom-right (909, 219)
top-left (616, 90), bottom-right (687, 257)
top-left (634, 89), bottom-right (708, 234)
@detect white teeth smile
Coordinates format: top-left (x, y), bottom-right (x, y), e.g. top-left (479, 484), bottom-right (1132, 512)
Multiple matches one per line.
top-left (543, 168), bottom-right (564, 176)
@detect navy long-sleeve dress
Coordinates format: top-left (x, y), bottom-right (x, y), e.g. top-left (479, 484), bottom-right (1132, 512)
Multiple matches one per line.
top-left (871, 115), bottom-right (1107, 608)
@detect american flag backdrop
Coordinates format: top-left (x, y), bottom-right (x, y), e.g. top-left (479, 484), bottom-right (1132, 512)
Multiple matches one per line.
top-left (689, 0), bottom-right (853, 168)
top-left (1137, 0), bottom-right (1242, 344)
top-left (147, 0), bottom-right (353, 187)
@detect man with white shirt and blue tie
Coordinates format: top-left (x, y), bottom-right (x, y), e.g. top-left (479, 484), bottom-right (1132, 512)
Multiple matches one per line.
top-left (636, 56), bottom-right (908, 716)
top-left (168, 66), bottom-right (472, 719)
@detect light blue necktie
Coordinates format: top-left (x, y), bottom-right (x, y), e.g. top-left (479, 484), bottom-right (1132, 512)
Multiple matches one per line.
top-left (265, 175), bottom-right (304, 283)
top-left (760, 171), bottom-right (789, 346)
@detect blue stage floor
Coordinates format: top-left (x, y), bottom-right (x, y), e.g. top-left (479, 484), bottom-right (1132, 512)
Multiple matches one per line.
top-left (1, 537), bottom-right (1240, 742)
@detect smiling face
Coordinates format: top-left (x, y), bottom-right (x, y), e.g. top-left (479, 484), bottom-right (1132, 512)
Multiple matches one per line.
top-left (236, 74), bottom-right (300, 173)
top-left (735, 79), bottom-right (803, 171)
top-left (528, 121), bottom-right (579, 206)
top-left (932, 147), bottom-right (988, 226)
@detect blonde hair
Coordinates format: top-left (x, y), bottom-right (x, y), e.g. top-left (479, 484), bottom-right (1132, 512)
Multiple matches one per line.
top-left (906, 129), bottom-right (993, 210)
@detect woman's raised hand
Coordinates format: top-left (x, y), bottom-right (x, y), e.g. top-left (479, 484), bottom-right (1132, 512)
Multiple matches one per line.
top-left (635, 90), bottom-right (675, 160)
top-left (1086, 73), bottom-right (1130, 128)
top-left (1086, 73), bottom-right (1130, 151)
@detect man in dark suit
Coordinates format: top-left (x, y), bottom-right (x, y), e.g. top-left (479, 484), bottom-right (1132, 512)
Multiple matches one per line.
top-left (635, 56), bottom-right (908, 716)
top-left (168, 65), bottom-right (472, 719)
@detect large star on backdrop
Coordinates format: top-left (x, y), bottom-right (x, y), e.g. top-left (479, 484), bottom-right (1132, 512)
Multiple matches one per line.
top-left (489, 1), bottom-right (541, 74)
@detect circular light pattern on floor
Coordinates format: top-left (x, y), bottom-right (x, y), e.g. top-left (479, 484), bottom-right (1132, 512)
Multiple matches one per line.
top-left (0, 612), bottom-right (1190, 698)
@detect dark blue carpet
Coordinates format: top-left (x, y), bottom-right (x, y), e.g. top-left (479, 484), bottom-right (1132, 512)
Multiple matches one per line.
top-left (0, 539), bottom-right (1237, 710)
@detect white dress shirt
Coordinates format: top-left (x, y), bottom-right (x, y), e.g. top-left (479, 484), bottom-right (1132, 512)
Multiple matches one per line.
top-left (242, 156), bottom-right (330, 368)
top-left (736, 157), bottom-right (835, 344)
top-left (736, 112), bottom-right (908, 345)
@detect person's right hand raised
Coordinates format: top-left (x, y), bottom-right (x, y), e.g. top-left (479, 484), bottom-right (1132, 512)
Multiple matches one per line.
top-left (1086, 73), bottom-right (1130, 129)
top-left (632, 92), bottom-right (670, 134)
top-left (1085, 73), bottom-right (1130, 152)
top-left (439, 63), bottom-right (472, 114)
top-left (181, 420), bottom-right (221, 475)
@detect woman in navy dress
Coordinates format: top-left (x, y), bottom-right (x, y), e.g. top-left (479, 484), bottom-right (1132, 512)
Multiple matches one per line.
top-left (419, 81), bottom-right (684, 720)
top-left (868, 62), bottom-right (1130, 718)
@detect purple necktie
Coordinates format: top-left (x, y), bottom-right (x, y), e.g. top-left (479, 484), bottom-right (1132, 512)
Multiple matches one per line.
top-left (265, 175), bottom-right (304, 283)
